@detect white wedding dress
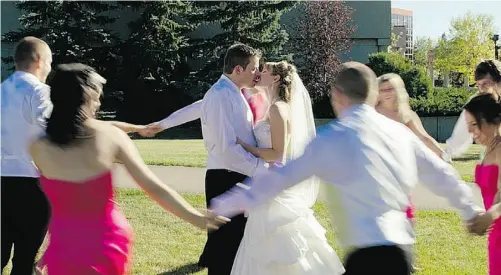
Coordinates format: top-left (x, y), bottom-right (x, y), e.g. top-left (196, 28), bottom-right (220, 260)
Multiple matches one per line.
top-left (230, 120), bottom-right (345, 275)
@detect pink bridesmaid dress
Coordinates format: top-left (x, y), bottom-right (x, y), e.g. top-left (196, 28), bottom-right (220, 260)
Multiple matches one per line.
top-left (475, 164), bottom-right (501, 275)
top-left (40, 171), bottom-right (133, 275)
top-left (242, 88), bottom-right (267, 124)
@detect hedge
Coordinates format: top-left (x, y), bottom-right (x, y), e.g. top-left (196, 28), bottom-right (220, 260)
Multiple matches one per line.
top-left (411, 87), bottom-right (476, 116)
top-left (367, 52), bottom-right (433, 98)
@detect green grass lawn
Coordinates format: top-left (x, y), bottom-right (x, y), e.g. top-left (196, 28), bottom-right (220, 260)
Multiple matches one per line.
top-left (134, 139), bottom-right (482, 182)
top-left (81, 192), bottom-right (494, 274)
top-left (134, 140), bottom-right (207, 168)
top-left (3, 192), bottom-right (486, 275)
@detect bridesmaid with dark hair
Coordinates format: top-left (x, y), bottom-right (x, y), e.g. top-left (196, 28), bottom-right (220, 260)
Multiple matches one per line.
top-left (30, 63), bottom-right (228, 274)
top-left (464, 93), bottom-right (501, 275)
top-left (443, 59), bottom-right (501, 161)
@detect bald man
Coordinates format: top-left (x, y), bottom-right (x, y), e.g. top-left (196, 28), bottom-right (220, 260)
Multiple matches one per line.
top-left (1, 37), bottom-right (155, 274)
top-left (1, 37), bottom-right (54, 274)
top-left (211, 62), bottom-right (482, 274)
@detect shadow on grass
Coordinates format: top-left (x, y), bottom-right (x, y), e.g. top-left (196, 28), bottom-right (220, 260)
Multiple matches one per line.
top-left (156, 263), bottom-right (204, 275)
top-left (453, 155), bottom-right (479, 161)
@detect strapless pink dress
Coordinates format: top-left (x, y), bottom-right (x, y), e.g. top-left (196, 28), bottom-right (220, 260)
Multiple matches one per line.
top-left (242, 89), bottom-right (267, 124)
top-left (40, 171), bottom-right (133, 275)
top-left (475, 164), bottom-right (501, 275)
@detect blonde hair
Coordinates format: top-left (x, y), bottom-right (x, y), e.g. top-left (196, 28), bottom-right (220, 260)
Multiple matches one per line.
top-left (265, 61), bottom-right (297, 103)
top-left (377, 73), bottom-right (413, 123)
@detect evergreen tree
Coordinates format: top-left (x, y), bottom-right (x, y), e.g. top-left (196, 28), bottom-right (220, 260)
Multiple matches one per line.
top-left (188, 1), bottom-right (296, 94)
top-left (120, 1), bottom-right (193, 90)
top-left (118, 1), bottom-right (195, 123)
top-left (2, 1), bottom-right (119, 73)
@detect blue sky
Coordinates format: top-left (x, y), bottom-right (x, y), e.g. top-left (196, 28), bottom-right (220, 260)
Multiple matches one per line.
top-left (392, 0), bottom-right (501, 39)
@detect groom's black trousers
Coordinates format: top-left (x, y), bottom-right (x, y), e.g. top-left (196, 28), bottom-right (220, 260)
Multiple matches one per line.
top-left (198, 169), bottom-right (248, 275)
top-left (343, 245), bottom-right (411, 275)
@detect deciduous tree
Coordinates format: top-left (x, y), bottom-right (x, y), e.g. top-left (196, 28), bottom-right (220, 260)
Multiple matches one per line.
top-left (435, 12), bottom-right (495, 84)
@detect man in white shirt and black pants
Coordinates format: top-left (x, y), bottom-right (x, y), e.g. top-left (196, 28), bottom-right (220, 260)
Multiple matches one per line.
top-left (197, 44), bottom-right (267, 275)
top-left (1, 37), bottom-right (53, 274)
top-left (211, 62), bottom-right (484, 274)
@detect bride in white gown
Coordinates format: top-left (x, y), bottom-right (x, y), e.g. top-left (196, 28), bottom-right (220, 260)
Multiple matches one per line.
top-left (234, 61), bottom-right (344, 275)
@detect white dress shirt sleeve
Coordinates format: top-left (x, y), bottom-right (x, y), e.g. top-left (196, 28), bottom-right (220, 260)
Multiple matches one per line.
top-left (444, 110), bottom-right (473, 159)
top-left (158, 100), bottom-right (202, 130)
top-left (204, 90), bottom-right (266, 177)
top-left (210, 136), bottom-right (324, 217)
top-left (24, 85), bottom-right (52, 131)
top-left (414, 136), bottom-right (482, 221)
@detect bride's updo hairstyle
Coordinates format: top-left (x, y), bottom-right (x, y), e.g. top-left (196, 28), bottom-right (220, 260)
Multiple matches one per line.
top-left (265, 61), bottom-right (297, 103)
top-left (46, 63), bottom-right (106, 146)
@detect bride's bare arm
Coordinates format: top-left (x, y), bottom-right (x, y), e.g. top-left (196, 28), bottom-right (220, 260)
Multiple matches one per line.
top-left (237, 103), bottom-right (288, 163)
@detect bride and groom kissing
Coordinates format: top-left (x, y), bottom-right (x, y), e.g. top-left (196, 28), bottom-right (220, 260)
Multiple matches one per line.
top-left (197, 43), bottom-right (344, 275)
top-left (202, 42), bottom-right (483, 275)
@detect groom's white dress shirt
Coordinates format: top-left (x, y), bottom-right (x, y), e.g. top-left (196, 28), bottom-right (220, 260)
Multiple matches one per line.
top-left (157, 89), bottom-right (256, 130)
top-left (200, 75), bottom-right (267, 177)
top-left (212, 104), bottom-right (481, 251)
top-left (1, 71), bottom-right (52, 177)
top-left (158, 100), bottom-right (202, 130)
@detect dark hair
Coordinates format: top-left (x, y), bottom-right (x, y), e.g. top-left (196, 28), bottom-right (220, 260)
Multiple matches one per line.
top-left (223, 43), bottom-right (262, 74)
top-left (266, 61), bottom-right (296, 103)
top-left (464, 93), bottom-right (501, 127)
top-left (46, 63), bottom-right (105, 146)
top-left (475, 60), bottom-right (501, 82)
top-left (14, 36), bottom-right (48, 70)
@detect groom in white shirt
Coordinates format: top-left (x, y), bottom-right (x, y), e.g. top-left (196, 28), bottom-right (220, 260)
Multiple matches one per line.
top-left (211, 62), bottom-right (483, 274)
top-left (197, 43), bottom-right (267, 275)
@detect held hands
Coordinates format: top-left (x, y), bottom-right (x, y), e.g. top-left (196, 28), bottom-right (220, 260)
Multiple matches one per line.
top-left (236, 137), bottom-right (243, 145)
top-left (136, 123), bottom-right (163, 137)
top-left (193, 210), bottom-right (231, 231)
top-left (467, 211), bottom-right (494, 236)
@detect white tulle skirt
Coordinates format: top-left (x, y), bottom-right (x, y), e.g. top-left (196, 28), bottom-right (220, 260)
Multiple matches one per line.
top-left (230, 191), bottom-right (345, 275)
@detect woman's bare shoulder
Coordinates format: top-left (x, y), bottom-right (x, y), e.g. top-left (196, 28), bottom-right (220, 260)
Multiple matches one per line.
top-left (270, 101), bottom-right (289, 117)
top-left (90, 119), bottom-right (126, 137)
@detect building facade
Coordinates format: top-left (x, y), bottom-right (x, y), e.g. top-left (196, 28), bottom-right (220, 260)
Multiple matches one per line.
top-left (391, 8), bottom-right (413, 60)
top-left (390, 25), bottom-right (407, 55)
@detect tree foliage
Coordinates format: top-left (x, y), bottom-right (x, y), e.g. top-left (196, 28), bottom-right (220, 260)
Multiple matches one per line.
top-left (434, 12), bottom-right (496, 82)
top-left (2, 0), bottom-right (119, 73)
top-left (188, 1), bottom-right (296, 95)
top-left (411, 87), bottom-right (475, 116)
top-left (117, 0), bottom-right (195, 123)
top-left (413, 37), bottom-right (435, 70)
top-left (368, 52), bottom-right (432, 98)
top-left (120, 1), bottom-right (194, 89)
top-left (291, 1), bottom-right (355, 99)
